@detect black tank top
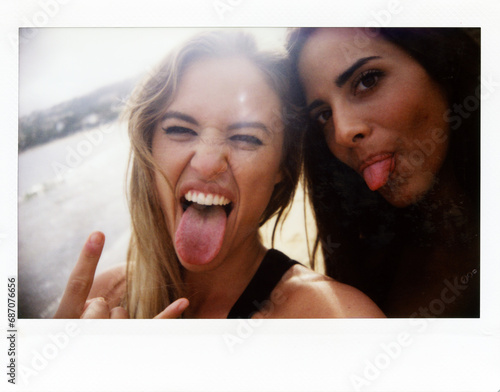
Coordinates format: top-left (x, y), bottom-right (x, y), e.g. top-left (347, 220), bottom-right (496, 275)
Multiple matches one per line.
top-left (227, 249), bottom-right (299, 318)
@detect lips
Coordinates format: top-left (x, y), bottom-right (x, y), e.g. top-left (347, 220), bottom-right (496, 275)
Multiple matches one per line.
top-left (359, 153), bottom-right (395, 191)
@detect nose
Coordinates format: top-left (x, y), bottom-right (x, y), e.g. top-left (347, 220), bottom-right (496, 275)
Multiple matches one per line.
top-left (330, 103), bottom-right (371, 148)
top-left (190, 134), bottom-right (229, 180)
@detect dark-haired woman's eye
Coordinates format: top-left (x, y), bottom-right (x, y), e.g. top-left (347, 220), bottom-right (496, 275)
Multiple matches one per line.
top-left (314, 108), bottom-right (332, 126)
top-left (353, 70), bottom-right (384, 95)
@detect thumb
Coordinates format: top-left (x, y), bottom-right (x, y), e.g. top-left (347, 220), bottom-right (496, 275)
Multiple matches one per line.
top-left (154, 298), bottom-right (189, 319)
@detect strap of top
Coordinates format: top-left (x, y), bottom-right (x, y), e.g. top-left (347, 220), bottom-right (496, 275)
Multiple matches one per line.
top-left (227, 249), bottom-right (298, 319)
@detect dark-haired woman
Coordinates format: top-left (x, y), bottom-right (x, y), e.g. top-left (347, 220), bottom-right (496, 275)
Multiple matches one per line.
top-left (288, 28), bottom-right (479, 317)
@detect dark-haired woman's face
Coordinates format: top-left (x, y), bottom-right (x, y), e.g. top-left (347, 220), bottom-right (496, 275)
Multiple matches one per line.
top-left (298, 28), bottom-right (450, 207)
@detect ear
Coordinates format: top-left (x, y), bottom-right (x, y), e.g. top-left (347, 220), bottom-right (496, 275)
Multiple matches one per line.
top-left (274, 166), bottom-right (284, 186)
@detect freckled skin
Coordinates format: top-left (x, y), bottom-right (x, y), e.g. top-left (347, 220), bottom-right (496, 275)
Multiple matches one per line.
top-left (298, 28), bottom-right (451, 207)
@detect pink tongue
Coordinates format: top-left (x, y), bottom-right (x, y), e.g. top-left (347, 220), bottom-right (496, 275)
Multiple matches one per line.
top-left (175, 204), bottom-right (227, 265)
top-left (362, 158), bottom-right (393, 191)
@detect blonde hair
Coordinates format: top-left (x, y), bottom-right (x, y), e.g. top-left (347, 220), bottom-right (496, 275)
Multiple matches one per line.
top-left (124, 30), bottom-right (303, 318)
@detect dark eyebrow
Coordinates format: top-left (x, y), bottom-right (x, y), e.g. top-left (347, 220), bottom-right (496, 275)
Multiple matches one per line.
top-left (335, 56), bottom-right (381, 88)
top-left (161, 111), bottom-right (199, 125)
top-left (227, 121), bottom-right (271, 135)
top-left (305, 56), bottom-right (382, 114)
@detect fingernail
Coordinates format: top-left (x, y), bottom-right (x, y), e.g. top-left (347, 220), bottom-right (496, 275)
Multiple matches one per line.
top-left (89, 232), bottom-right (103, 245)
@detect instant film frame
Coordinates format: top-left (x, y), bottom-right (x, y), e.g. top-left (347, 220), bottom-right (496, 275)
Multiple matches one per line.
top-left (17, 26), bottom-right (481, 317)
top-left (3, 1), bottom-right (500, 391)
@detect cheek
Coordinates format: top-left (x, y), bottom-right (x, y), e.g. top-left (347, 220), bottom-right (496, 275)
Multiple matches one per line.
top-left (151, 143), bottom-right (186, 224)
top-left (243, 153), bottom-right (281, 188)
top-left (375, 92), bottom-right (422, 134)
top-left (152, 140), bottom-right (187, 187)
top-left (384, 77), bottom-right (449, 141)
top-left (236, 148), bottom-right (283, 206)
top-left (400, 99), bottom-right (450, 171)
top-left (425, 130), bottom-right (450, 174)
top-left (261, 131), bottom-right (285, 184)
top-left (271, 137), bottom-right (286, 184)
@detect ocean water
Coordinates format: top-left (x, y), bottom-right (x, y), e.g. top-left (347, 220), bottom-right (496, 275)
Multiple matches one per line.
top-left (18, 121), bottom-right (131, 318)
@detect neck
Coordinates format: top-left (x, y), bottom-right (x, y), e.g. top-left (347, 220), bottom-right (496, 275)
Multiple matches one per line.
top-left (411, 157), bottom-right (477, 245)
top-left (383, 160), bottom-right (480, 317)
top-left (182, 232), bottom-right (267, 318)
top-left (396, 156), bottom-right (479, 281)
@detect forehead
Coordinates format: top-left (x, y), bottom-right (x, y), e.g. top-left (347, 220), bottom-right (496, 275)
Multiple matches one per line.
top-left (297, 28), bottom-right (413, 98)
top-left (171, 56), bottom-right (281, 114)
top-left (299, 28), bottom-right (401, 69)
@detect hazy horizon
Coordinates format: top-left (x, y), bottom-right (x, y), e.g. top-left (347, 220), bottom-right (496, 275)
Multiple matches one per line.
top-left (19, 27), bottom-right (287, 117)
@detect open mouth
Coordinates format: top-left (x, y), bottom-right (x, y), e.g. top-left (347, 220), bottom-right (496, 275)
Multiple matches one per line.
top-left (181, 190), bottom-right (233, 216)
top-left (175, 190), bottom-right (233, 266)
top-left (359, 153), bottom-right (395, 191)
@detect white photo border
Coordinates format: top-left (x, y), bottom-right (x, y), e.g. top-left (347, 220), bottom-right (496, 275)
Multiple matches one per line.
top-left (2, 1), bottom-right (500, 391)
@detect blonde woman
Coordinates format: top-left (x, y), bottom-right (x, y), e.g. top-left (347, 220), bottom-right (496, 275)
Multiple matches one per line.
top-left (54, 31), bottom-right (384, 319)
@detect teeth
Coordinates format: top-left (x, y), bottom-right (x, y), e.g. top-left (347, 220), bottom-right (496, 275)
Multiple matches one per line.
top-left (184, 191), bottom-right (230, 206)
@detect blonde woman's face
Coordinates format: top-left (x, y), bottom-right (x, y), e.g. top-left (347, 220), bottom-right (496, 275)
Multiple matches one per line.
top-left (152, 57), bottom-right (284, 270)
top-left (298, 28), bottom-right (450, 207)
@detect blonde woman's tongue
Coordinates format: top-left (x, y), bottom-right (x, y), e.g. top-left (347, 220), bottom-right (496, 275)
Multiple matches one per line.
top-left (175, 204), bottom-right (227, 265)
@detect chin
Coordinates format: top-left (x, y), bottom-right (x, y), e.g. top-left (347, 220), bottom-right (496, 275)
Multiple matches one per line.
top-left (381, 170), bottom-right (437, 208)
top-left (380, 186), bottom-right (428, 208)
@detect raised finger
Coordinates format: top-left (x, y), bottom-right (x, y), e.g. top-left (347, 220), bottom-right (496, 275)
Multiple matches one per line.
top-left (54, 232), bottom-right (105, 318)
top-left (154, 298), bottom-right (189, 319)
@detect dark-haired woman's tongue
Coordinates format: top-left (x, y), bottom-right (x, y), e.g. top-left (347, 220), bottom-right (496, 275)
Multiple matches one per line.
top-left (175, 204), bottom-right (227, 265)
top-left (362, 156), bottom-right (395, 191)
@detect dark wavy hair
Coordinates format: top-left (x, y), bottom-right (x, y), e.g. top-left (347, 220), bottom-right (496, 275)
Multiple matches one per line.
top-left (287, 28), bottom-right (480, 307)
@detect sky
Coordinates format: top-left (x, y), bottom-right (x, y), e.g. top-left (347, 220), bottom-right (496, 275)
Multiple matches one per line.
top-left (18, 27), bottom-right (287, 116)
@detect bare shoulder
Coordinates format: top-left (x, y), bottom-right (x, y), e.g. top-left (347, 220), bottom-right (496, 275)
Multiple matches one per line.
top-left (88, 264), bottom-right (127, 309)
top-left (259, 264), bottom-right (385, 318)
